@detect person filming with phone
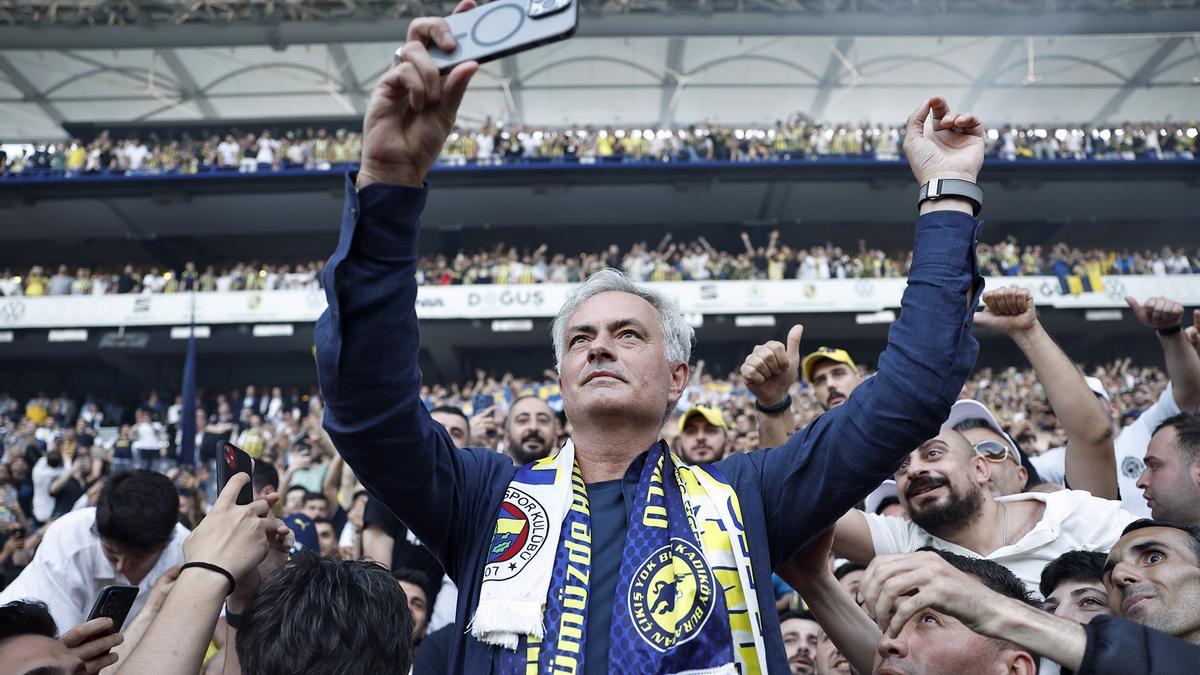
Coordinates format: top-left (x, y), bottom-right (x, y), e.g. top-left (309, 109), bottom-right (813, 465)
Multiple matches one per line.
top-left (315, 1), bottom-right (990, 671)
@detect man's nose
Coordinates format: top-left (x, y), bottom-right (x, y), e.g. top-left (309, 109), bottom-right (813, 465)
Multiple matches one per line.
top-left (587, 336), bottom-right (614, 362)
top-left (877, 632), bottom-right (909, 659)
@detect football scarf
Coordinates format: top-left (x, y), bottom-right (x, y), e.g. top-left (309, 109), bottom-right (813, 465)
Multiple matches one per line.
top-left (470, 441), bottom-right (767, 675)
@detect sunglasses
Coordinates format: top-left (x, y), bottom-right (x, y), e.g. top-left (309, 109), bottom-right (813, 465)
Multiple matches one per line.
top-left (973, 440), bottom-right (1019, 466)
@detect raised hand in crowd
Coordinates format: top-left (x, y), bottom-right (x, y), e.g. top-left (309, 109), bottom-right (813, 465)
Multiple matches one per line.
top-left (1126, 295), bottom-right (1184, 331)
top-left (59, 616), bottom-right (124, 674)
top-left (469, 405), bottom-right (499, 448)
top-left (739, 323), bottom-right (804, 448)
top-left (1129, 295), bottom-right (1200, 413)
top-left (1187, 308), bottom-right (1200, 358)
top-left (974, 286), bottom-right (1038, 335)
top-left (903, 96), bottom-right (984, 205)
top-left (777, 529), bottom-right (879, 675)
top-left (978, 286), bottom-right (1119, 499)
top-left (118, 474), bottom-right (288, 675)
top-left (357, 0), bottom-right (479, 189)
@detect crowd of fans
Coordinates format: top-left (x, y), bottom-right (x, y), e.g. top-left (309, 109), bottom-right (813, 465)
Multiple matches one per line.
top-left (3, 237), bottom-right (1198, 298)
top-left (1, 281), bottom-right (1199, 672)
top-left (2, 117), bottom-right (1196, 179)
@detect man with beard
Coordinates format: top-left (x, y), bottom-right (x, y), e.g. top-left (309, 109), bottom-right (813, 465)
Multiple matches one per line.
top-left (832, 427), bottom-right (1137, 594)
top-left (743, 330), bottom-right (861, 448)
top-left (856, 520), bottom-right (1200, 673)
top-left (1136, 412), bottom-right (1200, 526)
top-left (779, 609), bottom-right (820, 675)
top-left (675, 406), bottom-right (729, 465)
top-left (502, 396), bottom-right (559, 466)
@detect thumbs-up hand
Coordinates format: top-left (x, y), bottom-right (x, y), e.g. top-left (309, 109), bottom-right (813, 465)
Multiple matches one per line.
top-left (1126, 296), bottom-right (1183, 332)
top-left (739, 324), bottom-right (804, 408)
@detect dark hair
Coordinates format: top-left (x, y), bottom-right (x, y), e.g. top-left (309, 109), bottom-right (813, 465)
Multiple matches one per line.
top-left (252, 462), bottom-right (279, 494)
top-left (96, 470), bottom-right (178, 551)
top-left (285, 485), bottom-right (307, 496)
top-left (429, 405), bottom-right (469, 429)
top-left (303, 491), bottom-right (328, 505)
top-left (920, 547), bottom-right (1039, 608)
top-left (1120, 518), bottom-right (1200, 560)
top-left (833, 562), bottom-right (866, 581)
top-left (875, 496), bottom-right (902, 515)
top-left (392, 567), bottom-right (432, 603)
top-left (778, 608), bottom-right (816, 623)
top-left (0, 600), bottom-right (57, 642)
top-left (1039, 551), bottom-right (1107, 599)
top-left (952, 418), bottom-right (994, 436)
top-left (1152, 412), bottom-right (1200, 463)
top-left (237, 553), bottom-right (414, 675)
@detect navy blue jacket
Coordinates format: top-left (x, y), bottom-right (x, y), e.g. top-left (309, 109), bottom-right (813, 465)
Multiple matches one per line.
top-left (316, 174), bottom-right (984, 673)
top-left (1077, 614), bottom-right (1200, 675)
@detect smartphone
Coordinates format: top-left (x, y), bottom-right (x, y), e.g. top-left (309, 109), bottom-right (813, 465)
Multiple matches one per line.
top-left (397, 0), bottom-right (578, 73)
top-left (219, 442), bottom-right (255, 505)
top-left (472, 394), bottom-right (494, 416)
top-left (86, 584), bottom-right (139, 633)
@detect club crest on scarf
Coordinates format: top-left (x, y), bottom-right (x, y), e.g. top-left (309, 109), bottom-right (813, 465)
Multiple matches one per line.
top-left (628, 537), bottom-right (716, 651)
top-left (485, 486), bottom-right (549, 581)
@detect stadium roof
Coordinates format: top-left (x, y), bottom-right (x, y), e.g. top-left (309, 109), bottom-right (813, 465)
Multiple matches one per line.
top-left (1, 1), bottom-right (1197, 139)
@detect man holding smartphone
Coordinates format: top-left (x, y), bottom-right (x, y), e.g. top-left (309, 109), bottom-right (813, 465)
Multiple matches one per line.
top-left (316, 3), bottom-right (987, 671)
top-left (0, 471), bottom-right (187, 631)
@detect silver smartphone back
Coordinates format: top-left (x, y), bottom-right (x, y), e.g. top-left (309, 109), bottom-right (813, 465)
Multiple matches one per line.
top-left (395, 0), bottom-right (578, 73)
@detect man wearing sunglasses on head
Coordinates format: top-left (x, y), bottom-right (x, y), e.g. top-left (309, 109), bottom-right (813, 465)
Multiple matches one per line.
top-left (831, 425), bottom-right (1139, 596)
top-left (947, 399), bottom-right (1047, 498)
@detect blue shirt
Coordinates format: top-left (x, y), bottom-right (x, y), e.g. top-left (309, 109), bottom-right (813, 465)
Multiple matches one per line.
top-left (583, 480), bottom-right (624, 675)
top-left (315, 173), bottom-right (983, 674)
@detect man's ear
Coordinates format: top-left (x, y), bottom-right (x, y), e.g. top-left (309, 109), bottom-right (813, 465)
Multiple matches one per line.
top-left (1016, 466), bottom-right (1029, 490)
top-left (1005, 648), bottom-right (1037, 675)
top-left (668, 362), bottom-right (690, 402)
top-left (972, 453), bottom-right (994, 487)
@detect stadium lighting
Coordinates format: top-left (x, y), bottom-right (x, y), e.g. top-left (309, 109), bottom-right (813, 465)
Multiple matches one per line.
top-left (734, 315), bottom-right (775, 328)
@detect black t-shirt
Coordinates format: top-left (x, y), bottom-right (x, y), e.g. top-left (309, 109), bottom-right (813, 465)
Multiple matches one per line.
top-left (53, 476), bottom-right (86, 518)
top-left (111, 438), bottom-right (133, 460)
top-left (363, 496), bottom-right (445, 606)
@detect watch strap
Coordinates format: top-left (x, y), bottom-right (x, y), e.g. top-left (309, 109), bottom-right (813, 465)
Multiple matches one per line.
top-left (918, 178), bottom-right (983, 216)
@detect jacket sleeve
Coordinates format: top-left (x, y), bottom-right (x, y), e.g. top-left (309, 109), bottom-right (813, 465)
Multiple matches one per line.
top-left (314, 174), bottom-right (509, 571)
top-left (1076, 614), bottom-right (1200, 675)
top-left (736, 210), bottom-right (984, 568)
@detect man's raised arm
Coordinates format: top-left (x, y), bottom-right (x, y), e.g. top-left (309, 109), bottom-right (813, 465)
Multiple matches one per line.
top-left (749, 97), bottom-right (986, 567)
top-left (976, 286), bottom-right (1118, 498)
top-left (314, 1), bottom-right (502, 567)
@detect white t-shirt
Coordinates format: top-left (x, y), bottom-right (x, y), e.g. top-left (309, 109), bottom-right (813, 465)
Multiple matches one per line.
top-left (31, 457), bottom-right (67, 523)
top-left (132, 421), bottom-right (163, 452)
top-left (218, 141), bottom-right (240, 166)
top-left (124, 144), bottom-right (150, 170)
top-left (0, 508), bottom-right (188, 631)
top-left (865, 490), bottom-right (1137, 597)
top-left (256, 137), bottom-right (280, 164)
top-left (1030, 383), bottom-right (1181, 518)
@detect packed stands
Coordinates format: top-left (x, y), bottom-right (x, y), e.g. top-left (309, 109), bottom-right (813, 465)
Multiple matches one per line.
top-left (3, 118), bottom-right (1196, 180)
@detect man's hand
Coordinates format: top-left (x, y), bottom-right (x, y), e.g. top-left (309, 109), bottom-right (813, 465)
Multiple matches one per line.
top-left (358, 0), bottom-right (479, 188)
top-left (903, 96), bottom-right (985, 187)
top-left (859, 551), bottom-right (1000, 638)
top-left (469, 405), bottom-right (499, 444)
top-left (1126, 296), bottom-right (1184, 332)
top-left (739, 324), bottom-right (804, 406)
top-left (1185, 309), bottom-right (1200, 355)
top-left (974, 287), bottom-right (1038, 335)
top-left (182, 474), bottom-right (289, 583)
top-left (60, 618), bottom-right (123, 674)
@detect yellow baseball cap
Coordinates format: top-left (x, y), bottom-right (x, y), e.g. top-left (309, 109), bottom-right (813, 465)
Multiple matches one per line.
top-left (802, 347), bottom-right (858, 383)
top-left (677, 405), bottom-right (727, 433)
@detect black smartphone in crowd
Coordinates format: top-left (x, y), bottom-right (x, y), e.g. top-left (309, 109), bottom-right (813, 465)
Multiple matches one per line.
top-left (219, 441), bottom-right (255, 505)
top-left (398, 0), bottom-right (579, 73)
top-left (86, 584), bottom-right (139, 634)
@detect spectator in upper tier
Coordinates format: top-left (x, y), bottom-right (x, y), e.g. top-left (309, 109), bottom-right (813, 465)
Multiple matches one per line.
top-left (0, 470), bottom-right (188, 630)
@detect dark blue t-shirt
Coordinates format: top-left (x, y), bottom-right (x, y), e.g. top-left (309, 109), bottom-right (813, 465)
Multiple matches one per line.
top-left (583, 480), bottom-right (625, 675)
